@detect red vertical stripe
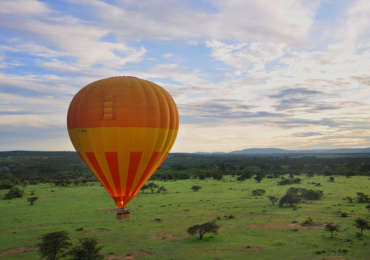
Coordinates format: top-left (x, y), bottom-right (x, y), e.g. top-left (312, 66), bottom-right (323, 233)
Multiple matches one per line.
top-left (126, 152), bottom-right (142, 196)
top-left (105, 152), bottom-right (121, 196)
top-left (77, 152), bottom-right (100, 181)
top-left (85, 152), bottom-right (114, 195)
top-left (132, 152), bottom-right (161, 195)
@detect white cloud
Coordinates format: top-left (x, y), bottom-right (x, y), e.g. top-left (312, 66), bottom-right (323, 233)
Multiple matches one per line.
top-left (0, 0), bottom-right (49, 15)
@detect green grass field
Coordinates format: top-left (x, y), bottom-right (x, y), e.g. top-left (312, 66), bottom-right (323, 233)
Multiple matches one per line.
top-left (0, 176), bottom-right (369, 260)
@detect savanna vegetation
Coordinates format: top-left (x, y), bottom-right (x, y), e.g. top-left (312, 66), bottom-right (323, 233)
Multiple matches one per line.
top-left (0, 151), bottom-right (369, 259)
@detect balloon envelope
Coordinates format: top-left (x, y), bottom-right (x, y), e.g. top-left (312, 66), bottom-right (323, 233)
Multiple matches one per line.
top-left (67, 76), bottom-right (179, 208)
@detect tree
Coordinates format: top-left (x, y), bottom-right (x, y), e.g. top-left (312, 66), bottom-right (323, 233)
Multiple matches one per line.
top-left (27, 196), bottom-right (38, 205)
top-left (254, 173), bottom-right (264, 183)
top-left (268, 195), bottom-right (278, 206)
top-left (38, 231), bottom-right (71, 260)
top-left (354, 218), bottom-right (369, 235)
top-left (68, 237), bottom-right (103, 260)
top-left (147, 182), bottom-right (158, 193)
top-left (191, 185), bottom-right (201, 192)
top-left (187, 221), bottom-right (220, 240)
top-left (328, 176), bottom-right (335, 182)
top-left (325, 223), bottom-right (339, 238)
top-left (279, 192), bottom-right (301, 207)
top-left (252, 189), bottom-right (265, 196)
top-left (157, 186), bottom-right (167, 193)
top-left (3, 186), bottom-right (24, 200)
top-left (356, 192), bottom-right (370, 203)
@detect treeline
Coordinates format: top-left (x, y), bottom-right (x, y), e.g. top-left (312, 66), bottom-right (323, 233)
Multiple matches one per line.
top-left (1, 152), bottom-right (370, 184)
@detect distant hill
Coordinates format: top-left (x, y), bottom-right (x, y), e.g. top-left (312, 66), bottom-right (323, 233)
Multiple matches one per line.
top-left (230, 147), bottom-right (370, 154)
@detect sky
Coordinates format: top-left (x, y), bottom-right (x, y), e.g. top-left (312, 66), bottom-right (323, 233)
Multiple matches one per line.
top-left (1, 0), bottom-right (370, 152)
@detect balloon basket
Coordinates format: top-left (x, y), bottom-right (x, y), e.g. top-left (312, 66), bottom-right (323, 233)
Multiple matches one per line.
top-left (116, 208), bottom-right (130, 220)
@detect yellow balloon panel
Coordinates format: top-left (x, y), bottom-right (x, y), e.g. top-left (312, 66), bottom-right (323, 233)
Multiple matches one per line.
top-left (68, 127), bottom-right (178, 208)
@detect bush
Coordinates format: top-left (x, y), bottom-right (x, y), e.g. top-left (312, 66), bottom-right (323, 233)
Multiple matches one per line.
top-left (237, 173), bottom-right (252, 181)
top-left (325, 223), bottom-right (339, 238)
top-left (0, 180), bottom-right (14, 190)
top-left (191, 185), bottom-right (202, 192)
top-left (354, 218), bottom-right (369, 235)
top-left (187, 221), bottom-right (220, 240)
top-left (328, 176), bottom-right (335, 182)
top-left (301, 217), bottom-right (314, 226)
top-left (68, 237), bottom-right (103, 260)
top-left (38, 231), bottom-right (71, 260)
top-left (268, 195), bottom-right (278, 206)
top-left (252, 189), bottom-right (265, 196)
top-left (3, 186), bottom-right (24, 200)
top-left (302, 189), bottom-right (323, 200)
top-left (356, 193), bottom-right (370, 203)
top-left (277, 177), bottom-right (301, 185)
top-left (279, 192), bottom-right (301, 207)
top-left (27, 196), bottom-right (38, 205)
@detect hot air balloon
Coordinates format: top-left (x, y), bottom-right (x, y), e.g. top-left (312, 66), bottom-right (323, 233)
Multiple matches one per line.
top-left (67, 76), bottom-right (179, 219)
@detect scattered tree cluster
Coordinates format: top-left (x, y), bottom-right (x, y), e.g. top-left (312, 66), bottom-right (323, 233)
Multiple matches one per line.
top-left (141, 183), bottom-right (167, 193)
top-left (38, 231), bottom-right (103, 260)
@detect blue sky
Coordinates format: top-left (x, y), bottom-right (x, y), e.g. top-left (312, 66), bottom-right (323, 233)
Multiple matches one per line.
top-left (1, 0), bottom-right (370, 152)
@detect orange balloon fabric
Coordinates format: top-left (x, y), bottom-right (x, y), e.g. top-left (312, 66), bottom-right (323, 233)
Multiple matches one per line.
top-left (67, 76), bottom-right (179, 208)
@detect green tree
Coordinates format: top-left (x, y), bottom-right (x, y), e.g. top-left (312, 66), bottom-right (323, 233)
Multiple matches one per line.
top-left (254, 173), bottom-right (264, 183)
top-left (325, 223), bottom-right (339, 238)
top-left (27, 196), bottom-right (38, 205)
top-left (38, 231), bottom-right (71, 260)
top-left (147, 182), bottom-right (158, 193)
top-left (252, 189), bottom-right (265, 196)
top-left (187, 221), bottom-right (220, 240)
top-left (157, 186), bottom-right (167, 193)
top-left (279, 192), bottom-right (301, 207)
top-left (68, 237), bottom-right (103, 260)
top-left (191, 185), bottom-right (201, 192)
top-left (268, 195), bottom-right (278, 206)
top-left (354, 218), bottom-right (369, 235)
top-left (3, 186), bottom-right (24, 200)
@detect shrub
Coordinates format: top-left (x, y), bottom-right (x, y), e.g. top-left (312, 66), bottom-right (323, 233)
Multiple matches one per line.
top-left (277, 177), bottom-right (301, 185)
top-left (187, 221), bottom-right (220, 240)
top-left (191, 185), bottom-right (202, 192)
top-left (157, 186), bottom-right (167, 193)
top-left (354, 218), bottom-right (369, 235)
top-left (3, 186), bottom-right (24, 200)
top-left (0, 180), bottom-right (14, 190)
top-left (356, 193), bottom-right (370, 203)
top-left (268, 195), bottom-right (278, 206)
top-left (254, 173), bottom-right (264, 183)
top-left (340, 212), bottom-right (348, 218)
top-left (328, 176), bottom-right (335, 182)
top-left (68, 237), bottom-right (103, 260)
top-left (325, 223), bottom-right (339, 238)
top-left (302, 189), bottom-right (323, 200)
top-left (237, 173), bottom-right (252, 181)
top-left (301, 217), bottom-right (314, 226)
top-left (279, 192), bottom-right (301, 207)
top-left (252, 189), bottom-right (265, 196)
top-left (27, 196), bottom-right (38, 206)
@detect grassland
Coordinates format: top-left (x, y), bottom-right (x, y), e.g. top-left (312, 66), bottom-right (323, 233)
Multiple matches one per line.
top-left (0, 175), bottom-right (369, 260)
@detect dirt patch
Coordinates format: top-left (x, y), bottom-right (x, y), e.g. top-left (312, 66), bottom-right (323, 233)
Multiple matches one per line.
top-left (84, 228), bottom-right (110, 235)
top-left (105, 250), bottom-right (151, 260)
top-left (153, 232), bottom-right (175, 240)
top-left (0, 246), bottom-right (33, 257)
